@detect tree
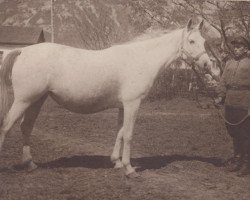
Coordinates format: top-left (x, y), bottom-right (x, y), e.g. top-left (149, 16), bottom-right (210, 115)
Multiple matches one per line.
top-left (127, 0), bottom-right (250, 74)
top-left (172, 0), bottom-right (250, 72)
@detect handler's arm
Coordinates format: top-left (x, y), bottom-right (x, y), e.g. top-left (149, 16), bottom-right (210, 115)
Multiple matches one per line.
top-left (215, 64), bottom-right (229, 104)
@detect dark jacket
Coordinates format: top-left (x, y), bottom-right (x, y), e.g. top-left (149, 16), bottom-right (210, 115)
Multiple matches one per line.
top-left (217, 56), bottom-right (250, 109)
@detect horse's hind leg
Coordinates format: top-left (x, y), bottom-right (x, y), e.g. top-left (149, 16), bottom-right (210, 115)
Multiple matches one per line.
top-left (20, 95), bottom-right (47, 171)
top-left (111, 108), bottom-right (124, 168)
top-left (0, 101), bottom-right (31, 152)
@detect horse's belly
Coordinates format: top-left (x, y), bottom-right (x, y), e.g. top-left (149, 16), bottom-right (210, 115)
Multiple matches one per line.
top-left (49, 86), bottom-right (121, 114)
top-left (55, 98), bottom-right (120, 114)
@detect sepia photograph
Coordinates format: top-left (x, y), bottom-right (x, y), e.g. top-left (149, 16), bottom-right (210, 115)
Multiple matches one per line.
top-left (0, 0), bottom-right (250, 199)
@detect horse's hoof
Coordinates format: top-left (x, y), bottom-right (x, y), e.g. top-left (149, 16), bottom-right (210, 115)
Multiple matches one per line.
top-left (114, 161), bottom-right (124, 169)
top-left (25, 161), bottom-right (38, 172)
top-left (126, 171), bottom-right (140, 178)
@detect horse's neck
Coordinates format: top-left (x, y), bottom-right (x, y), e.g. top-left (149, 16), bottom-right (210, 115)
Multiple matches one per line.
top-left (154, 29), bottom-right (183, 65)
top-left (136, 29), bottom-right (183, 75)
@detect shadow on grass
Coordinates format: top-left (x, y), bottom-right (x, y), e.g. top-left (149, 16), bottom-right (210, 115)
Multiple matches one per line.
top-left (0, 154), bottom-right (224, 173)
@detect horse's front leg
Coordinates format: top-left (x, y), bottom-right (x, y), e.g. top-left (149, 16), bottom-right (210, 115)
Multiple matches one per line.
top-left (111, 108), bottom-right (124, 169)
top-left (121, 100), bottom-right (141, 176)
top-left (111, 100), bottom-right (140, 176)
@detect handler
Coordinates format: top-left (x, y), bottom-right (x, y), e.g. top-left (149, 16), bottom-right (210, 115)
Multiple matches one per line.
top-left (215, 36), bottom-right (250, 176)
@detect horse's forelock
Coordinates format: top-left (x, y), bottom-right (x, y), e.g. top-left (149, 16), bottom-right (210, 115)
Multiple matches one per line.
top-left (187, 28), bottom-right (204, 41)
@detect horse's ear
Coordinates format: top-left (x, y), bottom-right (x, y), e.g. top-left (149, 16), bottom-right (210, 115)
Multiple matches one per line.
top-left (198, 20), bottom-right (204, 31)
top-left (186, 19), bottom-right (193, 32)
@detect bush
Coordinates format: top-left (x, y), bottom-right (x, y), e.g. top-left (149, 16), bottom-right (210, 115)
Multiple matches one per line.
top-left (146, 67), bottom-right (216, 101)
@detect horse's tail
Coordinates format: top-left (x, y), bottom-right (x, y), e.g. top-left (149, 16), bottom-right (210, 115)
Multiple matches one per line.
top-left (0, 49), bottom-right (22, 124)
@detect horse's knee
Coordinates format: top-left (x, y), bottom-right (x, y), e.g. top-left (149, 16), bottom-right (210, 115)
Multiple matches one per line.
top-left (20, 116), bottom-right (35, 144)
top-left (123, 132), bottom-right (133, 143)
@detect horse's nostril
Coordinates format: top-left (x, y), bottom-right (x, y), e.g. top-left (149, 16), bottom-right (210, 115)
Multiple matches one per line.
top-left (204, 62), bottom-right (207, 68)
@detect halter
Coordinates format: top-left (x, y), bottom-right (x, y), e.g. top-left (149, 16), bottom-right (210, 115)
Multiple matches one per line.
top-left (179, 29), bottom-right (206, 64)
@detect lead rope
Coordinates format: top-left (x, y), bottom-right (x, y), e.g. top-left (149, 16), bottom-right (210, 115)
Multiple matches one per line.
top-left (215, 105), bottom-right (250, 126)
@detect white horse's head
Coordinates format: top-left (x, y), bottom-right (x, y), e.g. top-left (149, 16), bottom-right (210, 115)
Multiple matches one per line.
top-left (180, 19), bottom-right (212, 71)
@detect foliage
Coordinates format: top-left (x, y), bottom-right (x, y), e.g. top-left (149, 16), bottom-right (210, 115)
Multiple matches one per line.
top-left (148, 67), bottom-right (192, 101)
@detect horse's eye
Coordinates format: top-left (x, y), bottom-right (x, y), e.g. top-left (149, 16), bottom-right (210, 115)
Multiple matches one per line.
top-left (189, 40), bottom-right (195, 44)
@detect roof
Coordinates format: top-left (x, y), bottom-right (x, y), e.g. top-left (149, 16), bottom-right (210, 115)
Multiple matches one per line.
top-left (0, 26), bottom-right (45, 45)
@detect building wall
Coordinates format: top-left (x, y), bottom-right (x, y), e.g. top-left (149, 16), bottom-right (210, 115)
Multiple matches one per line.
top-left (0, 44), bottom-right (27, 50)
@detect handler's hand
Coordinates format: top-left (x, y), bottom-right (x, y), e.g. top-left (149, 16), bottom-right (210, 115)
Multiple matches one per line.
top-left (214, 97), bottom-right (223, 106)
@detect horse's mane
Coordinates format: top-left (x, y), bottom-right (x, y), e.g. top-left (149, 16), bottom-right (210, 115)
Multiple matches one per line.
top-left (127, 25), bottom-right (202, 44)
top-left (131, 29), bottom-right (170, 42)
top-left (113, 29), bottom-right (172, 47)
